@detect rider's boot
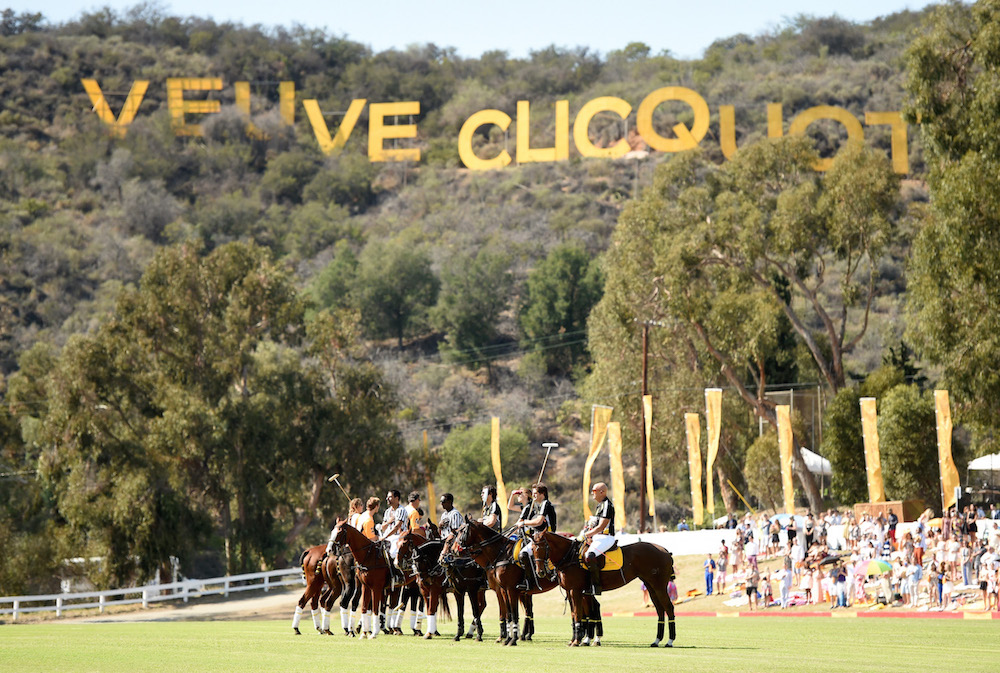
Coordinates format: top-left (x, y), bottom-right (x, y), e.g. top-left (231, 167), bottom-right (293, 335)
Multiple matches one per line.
top-left (515, 550), bottom-right (535, 591)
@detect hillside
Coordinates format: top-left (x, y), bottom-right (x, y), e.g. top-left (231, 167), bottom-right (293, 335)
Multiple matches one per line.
top-left (0, 5), bottom-right (944, 589)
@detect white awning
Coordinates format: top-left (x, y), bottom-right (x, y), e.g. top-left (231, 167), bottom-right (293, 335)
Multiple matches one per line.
top-left (800, 447), bottom-right (832, 476)
top-left (968, 453), bottom-right (1000, 472)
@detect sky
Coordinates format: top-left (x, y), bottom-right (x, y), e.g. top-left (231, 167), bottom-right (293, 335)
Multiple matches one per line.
top-left (12, 1), bottom-right (934, 60)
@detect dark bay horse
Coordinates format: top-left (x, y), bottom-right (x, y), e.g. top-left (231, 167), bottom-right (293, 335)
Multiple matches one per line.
top-left (532, 531), bottom-right (677, 647)
top-left (397, 530), bottom-right (447, 639)
top-left (439, 538), bottom-right (489, 641)
top-left (332, 519), bottom-right (391, 639)
top-left (294, 544), bottom-right (345, 635)
top-left (453, 519), bottom-right (558, 645)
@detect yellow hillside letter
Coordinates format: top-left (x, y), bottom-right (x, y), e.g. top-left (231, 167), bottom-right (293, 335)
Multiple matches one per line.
top-left (865, 111), bottom-right (909, 174)
top-left (166, 78), bottom-right (223, 136)
top-left (516, 100), bottom-right (569, 163)
top-left (458, 109), bottom-right (513, 170)
top-left (573, 96), bottom-right (632, 158)
top-left (81, 79), bottom-right (149, 138)
top-left (302, 98), bottom-right (366, 156)
top-left (368, 101), bottom-right (421, 162)
top-left (233, 81), bottom-right (295, 134)
top-left (636, 87), bottom-right (709, 153)
top-left (788, 105), bottom-right (864, 171)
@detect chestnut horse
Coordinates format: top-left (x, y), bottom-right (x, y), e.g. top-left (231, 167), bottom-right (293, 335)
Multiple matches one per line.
top-left (293, 544), bottom-right (346, 635)
top-left (397, 530), bottom-right (448, 639)
top-left (453, 519), bottom-right (558, 645)
top-left (532, 531), bottom-right (677, 647)
top-left (332, 519), bottom-right (391, 639)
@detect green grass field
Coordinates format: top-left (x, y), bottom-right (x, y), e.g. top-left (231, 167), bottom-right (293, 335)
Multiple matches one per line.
top-left (1, 617), bottom-right (998, 673)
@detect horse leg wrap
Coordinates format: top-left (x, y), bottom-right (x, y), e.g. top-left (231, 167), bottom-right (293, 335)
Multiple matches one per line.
top-left (292, 605), bottom-right (303, 629)
top-left (349, 610), bottom-right (356, 632)
top-left (311, 609), bottom-right (321, 631)
top-left (410, 611), bottom-right (417, 630)
top-left (321, 608), bottom-right (329, 632)
top-left (667, 617), bottom-right (676, 645)
top-left (428, 615), bottom-right (437, 635)
top-left (417, 610), bottom-right (425, 630)
top-left (361, 612), bottom-right (371, 635)
top-left (340, 607), bottom-right (349, 631)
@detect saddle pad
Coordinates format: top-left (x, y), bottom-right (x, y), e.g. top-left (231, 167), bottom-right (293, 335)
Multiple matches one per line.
top-left (579, 545), bottom-right (624, 571)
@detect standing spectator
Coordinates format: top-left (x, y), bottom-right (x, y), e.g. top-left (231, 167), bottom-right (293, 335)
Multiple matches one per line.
top-left (747, 566), bottom-right (760, 611)
top-left (835, 564), bottom-right (848, 608)
top-left (801, 566), bottom-right (813, 604)
top-left (804, 513), bottom-right (816, 549)
top-left (704, 553), bottom-right (716, 596)
top-left (768, 519), bottom-right (781, 557)
top-left (761, 571), bottom-right (773, 607)
top-left (887, 509), bottom-right (898, 550)
top-left (776, 567), bottom-right (791, 609)
top-left (745, 533), bottom-right (759, 571)
top-left (989, 504), bottom-right (998, 520)
top-left (791, 538), bottom-right (805, 583)
top-left (718, 541), bottom-right (729, 594)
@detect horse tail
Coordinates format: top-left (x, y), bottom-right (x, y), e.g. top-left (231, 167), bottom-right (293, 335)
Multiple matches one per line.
top-left (439, 590), bottom-right (451, 621)
top-left (298, 548), bottom-right (309, 570)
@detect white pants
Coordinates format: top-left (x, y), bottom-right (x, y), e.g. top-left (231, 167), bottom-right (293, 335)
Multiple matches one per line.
top-left (387, 534), bottom-right (400, 561)
top-left (586, 534), bottom-right (616, 557)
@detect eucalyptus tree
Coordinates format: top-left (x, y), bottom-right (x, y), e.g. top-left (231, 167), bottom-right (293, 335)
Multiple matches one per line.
top-left (589, 137), bottom-right (898, 512)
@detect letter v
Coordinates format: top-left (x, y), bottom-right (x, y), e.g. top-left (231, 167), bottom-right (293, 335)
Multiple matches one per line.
top-left (81, 79), bottom-right (149, 138)
top-left (302, 98), bottom-right (366, 156)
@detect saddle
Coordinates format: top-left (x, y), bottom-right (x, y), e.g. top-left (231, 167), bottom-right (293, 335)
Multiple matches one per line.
top-left (579, 542), bottom-right (624, 572)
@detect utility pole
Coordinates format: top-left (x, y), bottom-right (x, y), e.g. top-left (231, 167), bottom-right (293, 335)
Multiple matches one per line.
top-left (639, 323), bottom-right (649, 533)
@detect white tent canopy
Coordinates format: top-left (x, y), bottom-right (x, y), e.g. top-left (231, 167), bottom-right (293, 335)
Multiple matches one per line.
top-left (800, 447), bottom-right (832, 476)
top-left (968, 453), bottom-right (1000, 472)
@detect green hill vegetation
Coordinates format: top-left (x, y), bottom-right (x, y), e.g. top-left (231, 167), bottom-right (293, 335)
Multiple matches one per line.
top-left (2, 2), bottom-right (999, 594)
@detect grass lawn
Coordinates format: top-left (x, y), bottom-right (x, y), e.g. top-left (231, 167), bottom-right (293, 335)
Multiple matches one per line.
top-left (2, 616), bottom-right (998, 673)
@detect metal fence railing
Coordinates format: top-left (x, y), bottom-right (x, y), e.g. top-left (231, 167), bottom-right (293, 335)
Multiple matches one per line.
top-left (0, 567), bottom-right (303, 621)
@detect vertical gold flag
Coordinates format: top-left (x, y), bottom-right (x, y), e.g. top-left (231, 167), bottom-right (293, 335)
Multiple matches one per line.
top-left (643, 395), bottom-right (655, 517)
top-left (935, 390), bottom-right (960, 511)
top-left (776, 405), bottom-right (796, 515)
top-left (607, 422), bottom-right (627, 534)
top-left (685, 412), bottom-right (704, 526)
top-left (583, 406), bottom-right (613, 519)
top-left (859, 397), bottom-right (886, 503)
top-left (424, 430), bottom-right (437, 525)
top-left (705, 389), bottom-right (722, 518)
top-left (491, 417), bottom-right (508, 528)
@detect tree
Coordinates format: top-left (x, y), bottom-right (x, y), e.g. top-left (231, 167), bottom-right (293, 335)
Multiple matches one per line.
top-left (433, 248), bottom-right (513, 380)
top-left (745, 432), bottom-right (783, 512)
top-left (878, 384), bottom-right (942, 509)
top-left (518, 244), bottom-right (603, 376)
top-left (904, 0), bottom-right (1000, 443)
top-left (353, 236), bottom-right (439, 348)
top-left (591, 138), bottom-right (899, 513)
top-left (436, 424), bottom-right (531, 515)
top-left (821, 365), bottom-right (904, 505)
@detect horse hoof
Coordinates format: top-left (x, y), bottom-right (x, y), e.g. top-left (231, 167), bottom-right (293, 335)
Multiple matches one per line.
top-left (454, 634), bottom-right (462, 642)
top-left (665, 640), bottom-right (674, 648)
top-left (594, 640), bottom-right (601, 647)
top-left (293, 628), bottom-right (301, 635)
top-left (464, 633), bottom-right (473, 639)
top-left (475, 635), bottom-right (483, 642)
top-left (524, 635), bottom-right (532, 641)
top-left (508, 638), bottom-right (517, 647)
top-left (496, 637), bottom-right (504, 644)
top-left (424, 632), bottom-right (433, 640)
top-left (650, 641), bottom-right (660, 648)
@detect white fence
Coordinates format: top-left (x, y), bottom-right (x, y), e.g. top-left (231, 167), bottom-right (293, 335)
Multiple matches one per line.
top-left (0, 567), bottom-right (303, 622)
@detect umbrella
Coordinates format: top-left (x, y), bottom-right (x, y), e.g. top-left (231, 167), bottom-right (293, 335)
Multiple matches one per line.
top-left (770, 513), bottom-right (805, 526)
top-left (818, 555), bottom-right (841, 566)
top-left (856, 559), bottom-right (892, 576)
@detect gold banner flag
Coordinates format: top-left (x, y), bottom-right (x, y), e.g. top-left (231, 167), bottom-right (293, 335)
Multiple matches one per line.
top-left (491, 417), bottom-right (508, 528)
top-left (705, 389), bottom-right (723, 517)
top-left (685, 412), bottom-right (704, 526)
top-left (424, 430), bottom-right (437, 525)
top-left (776, 405), bottom-right (796, 515)
top-left (859, 397), bottom-right (886, 503)
top-left (643, 395), bottom-right (655, 517)
top-left (583, 406), bottom-right (613, 519)
top-left (935, 390), bottom-right (960, 511)
top-left (607, 421), bottom-right (627, 534)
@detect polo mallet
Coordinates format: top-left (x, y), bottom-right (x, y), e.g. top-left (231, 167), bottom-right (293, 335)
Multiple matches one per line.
top-left (327, 473), bottom-right (351, 501)
top-left (537, 442), bottom-right (558, 483)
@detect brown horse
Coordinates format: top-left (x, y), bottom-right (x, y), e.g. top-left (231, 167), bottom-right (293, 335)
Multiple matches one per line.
top-left (397, 530), bottom-right (447, 639)
top-left (293, 544), bottom-right (345, 635)
top-left (438, 535), bottom-right (489, 641)
top-left (532, 531), bottom-right (677, 647)
top-left (332, 519), bottom-right (391, 639)
top-left (453, 519), bottom-right (558, 645)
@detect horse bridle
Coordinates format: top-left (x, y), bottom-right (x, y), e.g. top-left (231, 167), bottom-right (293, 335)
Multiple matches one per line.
top-left (533, 533), bottom-right (580, 573)
top-left (335, 523), bottom-right (382, 571)
top-left (454, 524), bottom-right (510, 569)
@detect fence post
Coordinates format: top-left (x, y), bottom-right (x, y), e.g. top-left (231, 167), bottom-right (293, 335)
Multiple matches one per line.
top-left (12, 600), bottom-right (19, 621)
top-left (224, 578), bottom-right (229, 598)
top-left (264, 574), bottom-right (270, 593)
top-left (56, 596), bottom-right (63, 618)
top-left (142, 589), bottom-right (149, 609)
top-left (99, 594), bottom-right (106, 614)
